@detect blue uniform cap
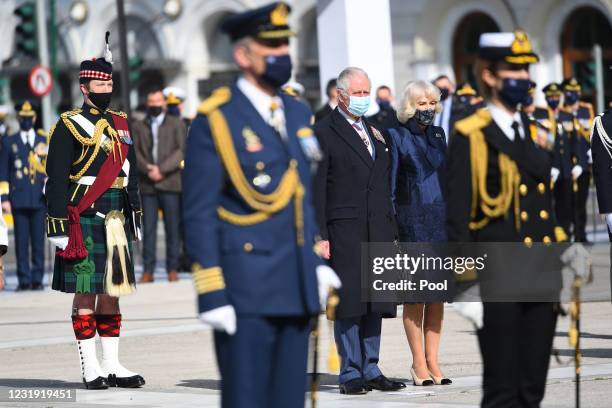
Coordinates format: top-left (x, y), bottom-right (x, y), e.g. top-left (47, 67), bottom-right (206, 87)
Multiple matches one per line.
top-left (221, 2), bottom-right (295, 42)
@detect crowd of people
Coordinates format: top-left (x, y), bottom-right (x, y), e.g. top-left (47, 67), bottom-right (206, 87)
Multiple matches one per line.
top-left (0, 2), bottom-right (609, 408)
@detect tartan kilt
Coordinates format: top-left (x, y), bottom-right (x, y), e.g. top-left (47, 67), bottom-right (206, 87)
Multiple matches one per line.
top-left (52, 189), bottom-right (136, 294)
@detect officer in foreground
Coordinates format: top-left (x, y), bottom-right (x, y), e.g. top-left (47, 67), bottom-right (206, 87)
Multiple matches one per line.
top-left (182, 3), bottom-right (340, 407)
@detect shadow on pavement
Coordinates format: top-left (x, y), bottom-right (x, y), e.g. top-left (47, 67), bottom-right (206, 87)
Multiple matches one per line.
top-left (176, 379), bottom-right (221, 390)
top-left (0, 379), bottom-right (82, 388)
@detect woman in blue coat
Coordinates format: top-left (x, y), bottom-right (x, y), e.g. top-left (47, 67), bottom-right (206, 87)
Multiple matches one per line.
top-left (389, 80), bottom-right (451, 386)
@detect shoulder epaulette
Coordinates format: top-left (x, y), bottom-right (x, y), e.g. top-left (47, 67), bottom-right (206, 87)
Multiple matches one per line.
top-left (454, 108), bottom-right (492, 137)
top-left (198, 87), bottom-right (231, 115)
top-left (36, 128), bottom-right (47, 137)
top-left (108, 109), bottom-right (127, 119)
top-left (60, 108), bottom-right (82, 119)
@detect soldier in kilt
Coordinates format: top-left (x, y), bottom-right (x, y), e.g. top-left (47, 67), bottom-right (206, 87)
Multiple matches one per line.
top-left (45, 33), bottom-right (144, 390)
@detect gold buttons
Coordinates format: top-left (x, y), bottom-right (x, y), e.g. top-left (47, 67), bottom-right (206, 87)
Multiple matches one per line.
top-left (543, 235), bottom-right (552, 244)
top-left (289, 159), bottom-right (298, 168)
top-left (524, 237), bottom-right (533, 247)
top-left (539, 210), bottom-right (549, 220)
top-left (572, 157), bottom-right (577, 165)
top-left (519, 184), bottom-right (528, 196)
top-left (537, 183), bottom-right (546, 194)
top-left (520, 211), bottom-right (528, 222)
top-left (243, 243), bottom-right (253, 252)
top-left (256, 161), bottom-right (265, 171)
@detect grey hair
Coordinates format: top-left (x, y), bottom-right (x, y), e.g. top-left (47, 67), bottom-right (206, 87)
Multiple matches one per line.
top-left (397, 80), bottom-right (442, 124)
top-left (336, 67), bottom-right (370, 93)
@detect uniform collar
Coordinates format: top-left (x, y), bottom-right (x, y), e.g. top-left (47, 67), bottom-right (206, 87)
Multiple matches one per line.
top-left (337, 105), bottom-right (363, 127)
top-left (81, 103), bottom-right (106, 117)
top-left (237, 76), bottom-right (283, 122)
top-left (20, 128), bottom-right (35, 146)
top-left (487, 102), bottom-right (525, 141)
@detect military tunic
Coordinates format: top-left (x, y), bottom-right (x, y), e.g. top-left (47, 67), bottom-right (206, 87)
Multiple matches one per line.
top-left (46, 104), bottom-right (141, 294)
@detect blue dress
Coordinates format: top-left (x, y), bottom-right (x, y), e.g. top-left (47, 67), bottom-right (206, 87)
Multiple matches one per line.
top-left (389, 118), bottom-right (447, 242)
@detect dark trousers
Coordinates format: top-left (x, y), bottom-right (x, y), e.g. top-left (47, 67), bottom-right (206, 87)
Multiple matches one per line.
top-left (142, 192), bottom-right (181, 273)
top-left (573, 171), bottom-right (591, 242)
top-left (334, 313), bottom-right (383, 384)
top-left (214, 315), bottom-right (310, 408)
top-left (554, 178), bottom-right (573, 237)
top-left (13, 207), bottom-right (45, 285)
top-left (478, 302), bottom-right (557, 408)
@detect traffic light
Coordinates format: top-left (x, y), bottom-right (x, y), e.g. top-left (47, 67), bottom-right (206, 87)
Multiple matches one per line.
top-left (14, 1), bottom-right (38, 58)
top-left (128, 55), bottom-right (143, 85)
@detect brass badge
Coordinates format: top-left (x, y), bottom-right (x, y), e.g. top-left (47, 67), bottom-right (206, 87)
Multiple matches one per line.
top-left (12, 144), bottom-right (18, 153)
top-left (14, 159), bottom-right (22, 169)
top-left (242, 127), bottom-right (263, 152)
top-left (16, 170), bottom-right (23, 179)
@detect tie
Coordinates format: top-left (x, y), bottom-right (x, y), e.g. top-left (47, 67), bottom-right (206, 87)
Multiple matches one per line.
top-left (353, 122), bottom-right (373, 157)
top-left (511, 121), bottom-right (522, 143)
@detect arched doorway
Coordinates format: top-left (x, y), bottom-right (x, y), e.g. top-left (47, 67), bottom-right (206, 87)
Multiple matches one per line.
top-left (452, 12), bottom-right (500, 87)
top-left (560, 6), bottom-right (612, 106)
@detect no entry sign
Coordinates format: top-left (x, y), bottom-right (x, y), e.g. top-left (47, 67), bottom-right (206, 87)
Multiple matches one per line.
top-left (28, 65), bottom-right (53, 97)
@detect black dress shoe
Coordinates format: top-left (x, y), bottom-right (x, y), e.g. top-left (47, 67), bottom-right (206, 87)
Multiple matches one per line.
top-left (366, 375), bottom-right (406, 391)
top-left (83, 376), bottom-right (109, 390)
top-left (15, 283), bottom-right (31, 292)
top-left (339, 378), bottom-right (368, 395)
top-left (107, 374), bottom-right (145, 388)
top-left (31, 283), bottom-right (44, 290)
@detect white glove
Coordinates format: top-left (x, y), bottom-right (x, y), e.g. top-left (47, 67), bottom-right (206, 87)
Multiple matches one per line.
top-left (550, 167), bottom-right (560, 184)
top-left (587, 148), bottom-right (593, 164)
top-left (453, 302), bottom-right (483, 329)
top-left (49, 236), bottom-right (69, 250)
top-left (571, 165), bottom-right (583, 179)
top-left (316, 264), bottom-right (342, 308)
top-left (605, 214), bottom-right (612, 234)
top-left (199, 305), bottom-right (237, 335)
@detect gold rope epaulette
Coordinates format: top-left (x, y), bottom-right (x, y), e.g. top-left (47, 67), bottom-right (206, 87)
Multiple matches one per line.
top-left (198, 87), bottom-right (231, 115)
top-left (454, 108), bottom-right (492, 137)
top-left (0, 181), bottom-right (8, 196)
top-left (460, 108), bottom-right (521, 232)
top-left (107, 109), bottom-right (127, 119)
top-left (47, 120), bottom-right (59, 143)
top-left (36, 128), bottom-right (47, 138)
top-left (60, 108), bottom-right (83, 119)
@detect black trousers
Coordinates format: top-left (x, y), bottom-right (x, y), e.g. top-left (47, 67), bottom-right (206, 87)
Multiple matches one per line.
top-left (553, 178), bottom-right (573, 238)
top-left (142, 192), bottom-right (181, 273)
top-left (478, 302), bottom-right (557, 408)
top-left (573, 171), bottom-right (591, 242)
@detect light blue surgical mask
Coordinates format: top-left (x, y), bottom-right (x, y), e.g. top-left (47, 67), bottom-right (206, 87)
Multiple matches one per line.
top-left (347, 95), bottom-right (370, 117)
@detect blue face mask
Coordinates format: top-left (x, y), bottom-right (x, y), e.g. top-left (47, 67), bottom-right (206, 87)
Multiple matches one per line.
top-left (546, 97), bottom-right (560, 110)
top-left (261, 54), bottom-right (292, 89)
top-left (498, 78), bottom-right (531, 108)
top-left (564, 92), bottom-right (579, 105)
top-left (167, 105), bottom-right (181, 117)
top-left (19, 118), bottom-right (33, 131)
top-left (347, 95), bottom-right (371, 117)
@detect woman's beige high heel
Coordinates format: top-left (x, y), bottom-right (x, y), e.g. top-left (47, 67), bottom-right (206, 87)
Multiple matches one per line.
top-left (410, 367), bottom-right (434, 386)
top-left (428, 370), bottom-right (452, 385)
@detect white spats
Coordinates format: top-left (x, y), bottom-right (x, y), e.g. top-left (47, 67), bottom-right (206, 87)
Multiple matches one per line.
top-left (99, 337), bottom-right (138, 378)
top-left (77, 338), bottom-right (105, 382)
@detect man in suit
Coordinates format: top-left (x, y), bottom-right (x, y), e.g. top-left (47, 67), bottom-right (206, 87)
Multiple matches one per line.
top-left (433, 75), bottom-right (456, 145)
top-left (133, 87), bottom-right (186, 283)
top-left (0, 101), bottom-right (47, 291)
top-left (314, 67), bottom-right (404, 395)
top-left (368, 85), bottom-right (399, 130)
top-left (314, 78), bottom-right (337, 123)
top-left (0, 195), bottom-right (8, 291)
top-left (182, 3), bottom-right (340, 407)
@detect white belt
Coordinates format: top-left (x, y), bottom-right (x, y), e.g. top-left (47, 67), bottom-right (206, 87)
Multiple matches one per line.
top-left (76, 176), bottom-right (128, 187)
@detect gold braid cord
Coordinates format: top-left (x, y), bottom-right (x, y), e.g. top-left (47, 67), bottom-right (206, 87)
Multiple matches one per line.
top-left (208, 108), bottom-right (305, 246)
top-left (459, 112), bottom-right (521, 232)
top-left (62, 116), bottom-right (119, 181)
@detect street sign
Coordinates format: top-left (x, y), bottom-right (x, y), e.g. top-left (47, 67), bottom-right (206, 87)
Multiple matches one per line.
top-left (28, 64), bottom-right (53, 97)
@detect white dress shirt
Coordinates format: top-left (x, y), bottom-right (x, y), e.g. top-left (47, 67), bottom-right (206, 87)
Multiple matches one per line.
top-left (237, 77), bottom-right (286, 139)
top-left (150, 113), bottom-right (165, 163)
top-left (486, 102), bottom-right (525, 141)
top-left (338, 107), bottom-right (374, 157)
top-left (20, 128), bottom-right (35, 148)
